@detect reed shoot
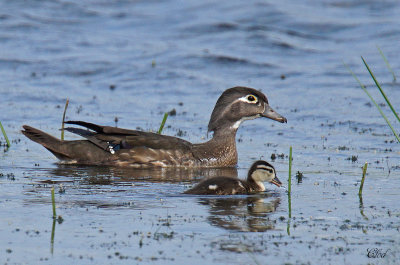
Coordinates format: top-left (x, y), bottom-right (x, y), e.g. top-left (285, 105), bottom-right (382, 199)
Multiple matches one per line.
top-left (61, 99), bottom-right (69, 141)
top-left (358, 162), bottom-right (368, 197)
top-left (157, 113), bottom-right (169, 134)
top-left (377, 46), bottom-right (396, 82)
top-left (51, 187), bottom-right (56, 219)
top-left (344, 62), bottom-right (400, 143)
top-left (0, 121), bottom-right (11, 148)
top-left (362, 57), bottom-right (400, 123)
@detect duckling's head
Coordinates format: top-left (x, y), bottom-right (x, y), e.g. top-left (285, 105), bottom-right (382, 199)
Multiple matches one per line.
top-left (248, 160), bottom-right (282, 190)
top-left (208, 87), bottom-right (287, 134)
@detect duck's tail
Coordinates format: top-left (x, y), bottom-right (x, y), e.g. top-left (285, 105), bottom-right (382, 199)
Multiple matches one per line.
top-left (21, 125), bottom-right (72, 160)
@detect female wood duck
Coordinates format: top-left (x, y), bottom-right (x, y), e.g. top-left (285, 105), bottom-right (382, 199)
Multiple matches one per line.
top-left (22, 86), bottom-right (287, 167)
top-left (184, 160), bottom-right (282, 195)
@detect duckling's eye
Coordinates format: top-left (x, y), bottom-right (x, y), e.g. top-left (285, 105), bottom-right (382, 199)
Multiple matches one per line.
top-left (246, 95), bottom-right (258, 103)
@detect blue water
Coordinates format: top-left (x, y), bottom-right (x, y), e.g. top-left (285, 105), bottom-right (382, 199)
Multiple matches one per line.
top-left (1, 0), bottom-right (400, 264)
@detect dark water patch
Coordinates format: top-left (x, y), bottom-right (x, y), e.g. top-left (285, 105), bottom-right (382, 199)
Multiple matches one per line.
top-left (22, 13), bottom-right (82, 26)
top-left (20, 2), bottom-right (99, 24)
top-left (183, 22), bottom-right (239, 35)
top-left (0, 58), bottom-right (32, 67)
top-left (204, 54), bottom-right (250, 65)
top-left (0, 14), bottom-right (10, 20)
top-left (289, 21), bottom-right (357, 37)
top-left (247, 24), bottom-right (329, 41)
top-left (329, 0), bottom-right (399, 11)
top-left (61, 67), bottom-right (110, 78)
top-left (201, 54), bottom-right (275, 68)
top-left (376, 28), bottom-right (400, 39)
top-left (54, 60), bottom-right (114, 78)
top-left (271, 40), bottom-right (297, 50)
top-left (2, 21), bottom-right (40, 31)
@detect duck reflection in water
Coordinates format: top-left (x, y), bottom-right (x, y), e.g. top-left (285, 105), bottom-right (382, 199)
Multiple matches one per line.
top-left (44, 164), bottom-right (239, 185)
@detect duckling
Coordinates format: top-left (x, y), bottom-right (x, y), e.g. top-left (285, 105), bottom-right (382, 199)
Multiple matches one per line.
top-left (22, 86), bottom-right (287, 167)
top-left (184, 160), bottom-right (282, 195)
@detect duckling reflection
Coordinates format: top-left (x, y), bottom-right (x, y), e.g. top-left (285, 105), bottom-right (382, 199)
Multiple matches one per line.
top-left (198, 195), bottom-right (280, 232)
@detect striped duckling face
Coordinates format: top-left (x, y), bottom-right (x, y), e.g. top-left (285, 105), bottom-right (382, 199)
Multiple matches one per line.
top-left (248, 160), bottom-right (282, 191)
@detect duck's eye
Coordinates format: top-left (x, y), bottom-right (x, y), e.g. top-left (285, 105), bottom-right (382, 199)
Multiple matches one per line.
top-left (246, 95), bottom-right (257, 103)
top-left (238, 94), bottom-right (258, 104)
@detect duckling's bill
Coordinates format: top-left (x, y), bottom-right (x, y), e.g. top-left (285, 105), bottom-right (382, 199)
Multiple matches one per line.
top-left (271, 175), bottom-right (283, 187)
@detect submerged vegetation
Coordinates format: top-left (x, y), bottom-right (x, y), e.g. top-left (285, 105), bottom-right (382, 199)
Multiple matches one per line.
top-left (358, 162), bottom-right (368, 197)
top-left (287, 146), bottom-right (293, 235)
top-left (358, 162), bottom-right (369, 220)
top-left (288, 146), bottom-right (292, 195)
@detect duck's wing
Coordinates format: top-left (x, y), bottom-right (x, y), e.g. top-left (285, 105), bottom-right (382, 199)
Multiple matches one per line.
top-left (65, 120), bottom-right (142, 135)
top-left (64, 120), bottom-right (193, 153)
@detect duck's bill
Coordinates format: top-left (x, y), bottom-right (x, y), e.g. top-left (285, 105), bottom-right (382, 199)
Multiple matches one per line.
top-left (262, 105), bottom-right (287, 123)
top-left (271, 175), bottom-right (283, 187)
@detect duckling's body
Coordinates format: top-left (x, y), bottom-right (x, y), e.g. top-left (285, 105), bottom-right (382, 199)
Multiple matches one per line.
top-left (184, 161), bottom-right (282, 195)
top-left (22, 87), bottom-right (286, 168)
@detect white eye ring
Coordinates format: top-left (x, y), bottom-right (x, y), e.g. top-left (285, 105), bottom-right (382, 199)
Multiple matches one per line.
top-left (238, 94), bottom-right (258, 104)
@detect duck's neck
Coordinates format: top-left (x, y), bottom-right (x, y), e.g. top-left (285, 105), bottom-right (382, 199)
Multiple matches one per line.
top-left (193, 127), bottom-right (238, 167)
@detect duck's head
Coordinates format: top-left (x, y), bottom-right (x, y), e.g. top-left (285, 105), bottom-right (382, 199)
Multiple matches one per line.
top-left (208, 86), bottom-right (287, 134)
top-left (248, 160), bottom-right (282, 189)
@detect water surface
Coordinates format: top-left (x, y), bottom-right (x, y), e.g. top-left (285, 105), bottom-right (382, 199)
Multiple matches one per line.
top-left (1, 0), bottom-right (400, 264)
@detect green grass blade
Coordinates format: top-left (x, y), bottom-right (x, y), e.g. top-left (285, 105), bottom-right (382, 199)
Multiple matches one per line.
top-left (61, 99), bottom-right (69, 141)
top-left (51, 187), bottom-right (56, 219)
top-left (288, 146), bottom-right (292, 231)
top-left (0, 121), bottom-right (11, 148)
top-left (344, 62), bottom-right (400, 143)
top-left (362, 56), bottom-right (400, 123)
top-left (358, 162), bottom-right (368, 197)
top-left (50, 219), bottom-right (56, 254)
top-left (157, 113), bottom-right (169, 134)
top-left (286, 216), bottom-right (291, 236)
top-left (288, 146), bottom-right (292, 195)
top-left (377, 46), bottom-right (396, 82)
